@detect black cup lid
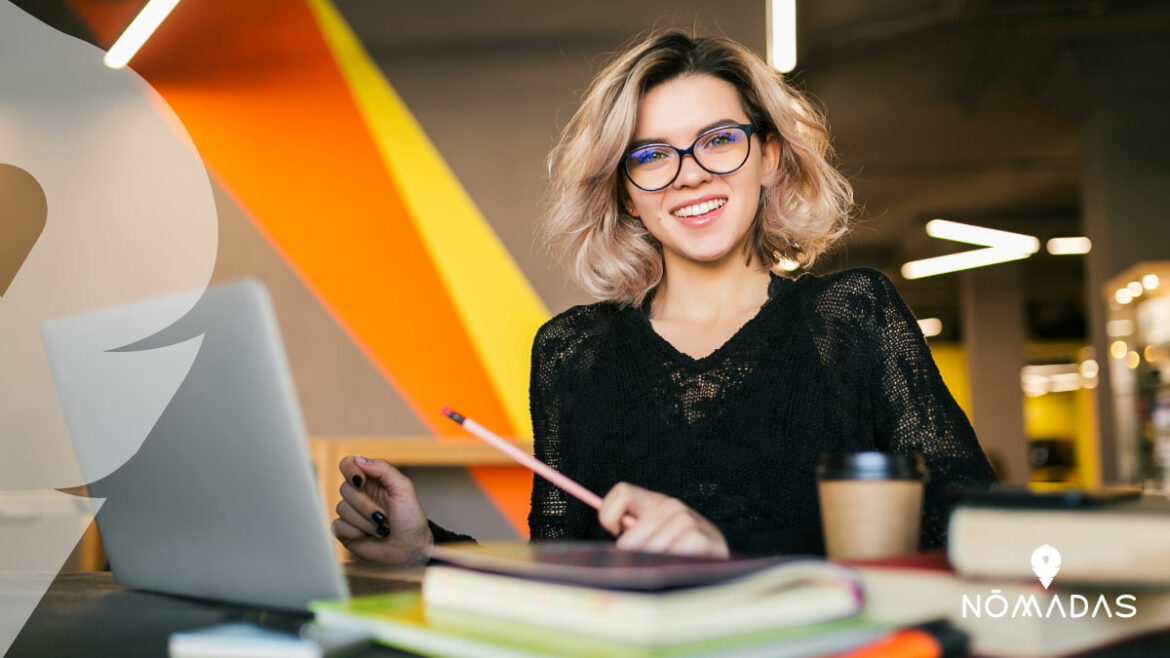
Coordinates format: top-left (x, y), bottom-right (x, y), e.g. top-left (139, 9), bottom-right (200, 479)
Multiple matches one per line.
top-left (817, 451), bottom-right (928, 481)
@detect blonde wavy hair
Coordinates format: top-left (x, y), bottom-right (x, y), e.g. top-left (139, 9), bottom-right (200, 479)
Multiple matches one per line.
top-left (544, 28), bottom-right (854, 307)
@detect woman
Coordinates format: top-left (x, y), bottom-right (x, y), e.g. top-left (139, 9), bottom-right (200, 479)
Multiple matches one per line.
top-left (331, 29), bottom-right (998, 565)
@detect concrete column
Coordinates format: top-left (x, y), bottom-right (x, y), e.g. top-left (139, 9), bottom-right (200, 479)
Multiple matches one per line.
top-left (961, 262), bottom-right (1031, 484)
top-left (1076, 37), bottom-right (1170, 483)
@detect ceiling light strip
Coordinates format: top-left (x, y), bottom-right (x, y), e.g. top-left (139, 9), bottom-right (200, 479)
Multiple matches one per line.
top-left (103, 0), bottom-right (182, 69)
top-left (925, 219), bottom-right (1040, 253)
top-left (1046, 237), bottom-right (1092, 255)
top-left (767, 0), bottom-right (797, 73)
top-left (901, 247), bottom-right (1030, 279)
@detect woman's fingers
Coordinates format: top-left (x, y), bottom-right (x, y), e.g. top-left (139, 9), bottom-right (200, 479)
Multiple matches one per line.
top-left (670, 530), bottom-right (715, 556)
top-left (636, 509), bottom-right (697, 553)
top-left (615, 496), bottom-right (684, 550)
top-left (331, 518), bottom-right (364, 543)
top-left (335, 498), bottom-right (385, 537)
top-left (339, 480), bottom-right (388, 528)
top-left (599, 482), bottom-right (660, 534)
top-left (338, 455), bottom-right (366, 489)
top-left (333, 456), bottom-right (432, 565)
top-left (601, 482), bottom-right (730, 558)
top-left (353, 456), bottom-right (416, 495)
top-left (597, 482), bottom-right (631, 534)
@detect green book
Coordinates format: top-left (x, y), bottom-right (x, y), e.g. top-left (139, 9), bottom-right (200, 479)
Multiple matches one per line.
top-left (310, 591), bottom-right (892, 658)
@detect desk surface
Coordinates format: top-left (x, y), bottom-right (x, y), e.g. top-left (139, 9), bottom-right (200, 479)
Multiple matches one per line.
top-left (9, 567), bottom-right (1170, 657)
top-left (8, 567), bottom-right (418, 657)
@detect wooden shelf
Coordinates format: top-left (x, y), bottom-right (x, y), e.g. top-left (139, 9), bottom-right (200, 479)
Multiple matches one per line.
top-left (310, 436), bottom-right (531, 467)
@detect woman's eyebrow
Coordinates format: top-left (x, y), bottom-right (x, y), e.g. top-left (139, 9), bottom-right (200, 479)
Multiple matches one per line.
top-left (626, 118), bottom-right (742, 151)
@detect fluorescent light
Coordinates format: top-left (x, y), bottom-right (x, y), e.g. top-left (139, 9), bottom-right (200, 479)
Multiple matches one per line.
top-left (1106, 319), bottom-right (1133, 337)
top-left (917, 318), bottom-right (942, 337)
top-left (1046, 237), bottom-right (1092, 255)
top-left (925, 219), bottom-right (1040, 254)
top-left (767, 0), bottom-right (797, 73)
top-left (901, 247), bottom-right (1029, 279)
top-left (1022, 363), bottom-right (1079, 377)
top-left (103, 0), bottom-right (182, 69)
top-left (1143, 274), bottom-right (1160, 290)
top-left (1049, 373), bottom-right (1083, 392)
top-left (1020, 363), bottom-right (1089, 395)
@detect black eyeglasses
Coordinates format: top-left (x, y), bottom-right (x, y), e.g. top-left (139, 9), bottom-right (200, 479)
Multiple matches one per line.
top-left (621, 123), bottom-right (755, 192)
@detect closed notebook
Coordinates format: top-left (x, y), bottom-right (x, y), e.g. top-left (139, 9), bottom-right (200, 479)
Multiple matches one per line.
top-left (311, 591), bottom-right (890, 658)
top-left (425, 540), bottom-right (789, 589)
top-left (421, 541), bottom-right (864, 646)
top-left (948, 493), bottom-right (1170, 584)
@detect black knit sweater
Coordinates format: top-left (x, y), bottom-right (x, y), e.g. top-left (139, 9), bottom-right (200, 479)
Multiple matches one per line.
top-left (435, 267), bottom-right (998, 555)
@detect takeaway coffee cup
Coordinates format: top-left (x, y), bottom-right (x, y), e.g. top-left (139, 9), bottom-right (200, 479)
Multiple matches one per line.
top-left (817, 451), bottom-right (928, 561)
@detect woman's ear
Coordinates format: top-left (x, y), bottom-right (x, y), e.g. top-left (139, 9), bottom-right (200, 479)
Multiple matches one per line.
top-left (761, 134), bottom-right (782, 186)
top-left (620, 190), bottom-right (640, 218)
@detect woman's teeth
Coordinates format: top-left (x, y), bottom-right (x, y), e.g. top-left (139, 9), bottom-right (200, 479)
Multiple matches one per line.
top-left (672, 198), bottom-right (727, 218)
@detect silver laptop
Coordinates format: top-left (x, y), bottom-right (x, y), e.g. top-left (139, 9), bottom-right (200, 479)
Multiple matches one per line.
top-left (42, 279), bottom-right (348, 611)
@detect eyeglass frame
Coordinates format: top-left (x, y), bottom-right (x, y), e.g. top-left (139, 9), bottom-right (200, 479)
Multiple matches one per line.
top-left (620, 123), bottom-right (756, 193)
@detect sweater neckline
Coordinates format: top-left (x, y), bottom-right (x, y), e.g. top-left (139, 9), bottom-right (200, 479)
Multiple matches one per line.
top-left (633, 272), bottom-right (789, 367)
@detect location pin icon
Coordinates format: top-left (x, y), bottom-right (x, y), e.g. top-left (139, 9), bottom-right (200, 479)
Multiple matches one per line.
top-left (1031, 544), bottom-right (1061, 589)
top-left (0, 163), bottom-right (47, 296)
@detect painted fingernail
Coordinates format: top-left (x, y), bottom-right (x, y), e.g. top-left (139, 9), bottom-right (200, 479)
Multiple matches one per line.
top-left (355, 456), bottom-right (370, 464)
top-left (351, 474), bottom-right (363, 487)
top-left (372, 511), bottom-right (386, 524)
top-left (376, 525), bottom-right (390, 537)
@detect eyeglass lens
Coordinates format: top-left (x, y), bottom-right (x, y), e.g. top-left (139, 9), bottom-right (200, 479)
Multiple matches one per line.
top-left (623, 126), bottom-right (751, 191)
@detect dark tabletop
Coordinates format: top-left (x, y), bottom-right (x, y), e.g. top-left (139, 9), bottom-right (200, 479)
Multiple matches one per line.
top-left (7, 567), bottom-right (1170, 657)
top-left (6, 568), bottom-right (419, 658)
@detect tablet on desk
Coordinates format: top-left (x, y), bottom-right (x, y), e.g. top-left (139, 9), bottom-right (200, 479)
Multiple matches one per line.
top-left (43, 279), bottom-right (348, 612)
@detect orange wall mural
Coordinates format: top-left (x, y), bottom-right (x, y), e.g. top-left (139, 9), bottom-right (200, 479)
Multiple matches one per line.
top-left (67, 0), bottom-right (550, 535)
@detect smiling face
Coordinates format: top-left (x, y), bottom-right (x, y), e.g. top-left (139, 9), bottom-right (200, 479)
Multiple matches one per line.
top-left (623, 73), bottom-right (780, 271)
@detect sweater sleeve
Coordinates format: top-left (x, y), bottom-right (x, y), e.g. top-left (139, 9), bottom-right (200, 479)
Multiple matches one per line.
top-left (861, 270), bottom-right (999, 550)
top-left (527, 320), bottom-right (571, 539)
top-left (427, 520), bottom-right (476, 545)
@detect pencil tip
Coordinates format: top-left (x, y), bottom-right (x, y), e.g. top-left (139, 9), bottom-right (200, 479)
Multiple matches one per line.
top-left (441, 407), bottom-right (465, 424)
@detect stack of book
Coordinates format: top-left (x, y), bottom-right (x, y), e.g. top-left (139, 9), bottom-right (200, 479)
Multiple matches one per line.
top-left (312, 541), bottom-right (892, 657)
top-left (850, 488), bottom-right (1170, 657)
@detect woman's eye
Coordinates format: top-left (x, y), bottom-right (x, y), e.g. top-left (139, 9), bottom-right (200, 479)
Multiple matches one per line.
top-left (705, 131), bottom-right (736, 147)
top-left (631, 149), bottom-right (666, 164)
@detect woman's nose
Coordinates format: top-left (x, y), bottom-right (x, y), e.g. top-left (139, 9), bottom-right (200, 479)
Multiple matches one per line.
top-left (673, 153), bottom-right (711, 188)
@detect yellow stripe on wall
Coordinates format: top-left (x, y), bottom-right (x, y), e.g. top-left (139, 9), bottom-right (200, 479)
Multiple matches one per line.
top-left (306, 0), bottom-right (549, 439)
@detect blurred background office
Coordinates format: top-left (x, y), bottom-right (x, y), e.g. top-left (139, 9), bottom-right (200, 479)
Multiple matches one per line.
top-left (5, 0), bottom-right (1169, 564)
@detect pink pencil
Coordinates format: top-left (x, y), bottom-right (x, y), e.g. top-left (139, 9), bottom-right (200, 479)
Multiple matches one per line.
top-left (441, 407), bottom-right (636, 530)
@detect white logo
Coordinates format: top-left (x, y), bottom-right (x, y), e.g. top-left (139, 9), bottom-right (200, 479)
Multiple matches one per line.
top-left (1031, 544), bottom-right (1062, 589)
top-left (961, 544), bottom-right (1139, 620)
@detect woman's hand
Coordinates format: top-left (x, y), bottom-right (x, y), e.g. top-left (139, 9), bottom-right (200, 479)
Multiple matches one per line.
top-left (598, 482), bottom-right (729, 558)
top-left (332, 456), bottom-right (433, 566)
